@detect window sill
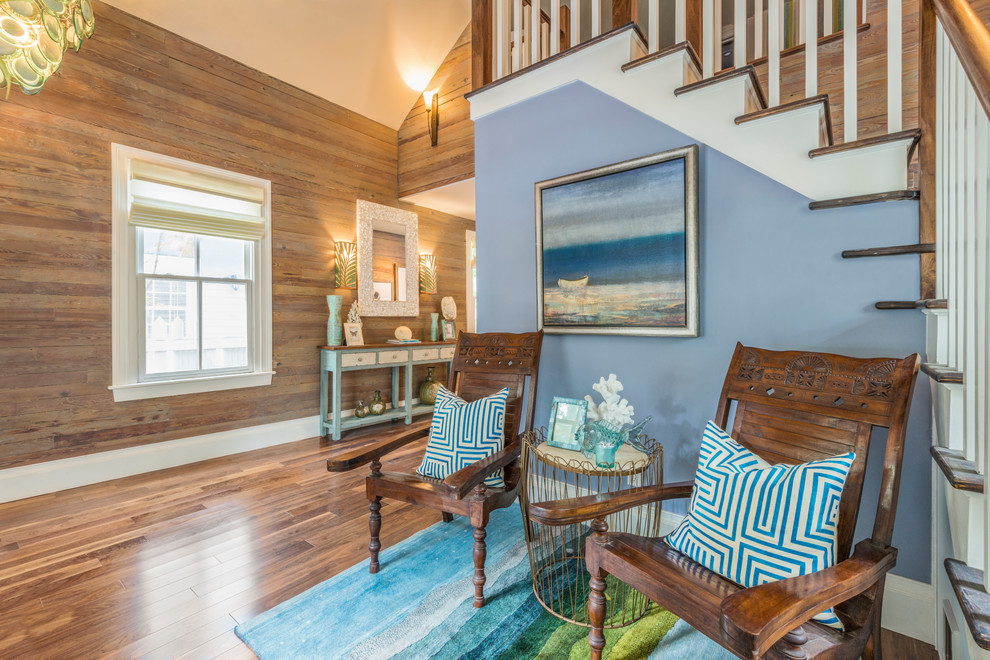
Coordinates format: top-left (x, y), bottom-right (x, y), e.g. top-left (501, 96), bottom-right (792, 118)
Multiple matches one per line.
top-left (109, 371), bottom-right (274, 402)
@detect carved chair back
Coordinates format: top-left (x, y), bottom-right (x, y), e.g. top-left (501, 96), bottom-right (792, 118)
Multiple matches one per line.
top-left (714, 343), bottom-right (919, 563)
top-left (446, 331), bottom-right (544, 488)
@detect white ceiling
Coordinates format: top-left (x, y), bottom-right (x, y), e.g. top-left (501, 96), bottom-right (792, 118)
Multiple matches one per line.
top-left (103, 0), bottom-right (472, 130)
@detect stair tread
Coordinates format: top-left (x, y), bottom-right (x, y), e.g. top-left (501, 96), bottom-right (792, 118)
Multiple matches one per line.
top-left (921, 362), bottom-right (964, 384)
top-left (735, 94), bottom-right (833, 146)
top-left (932, 447), bottom-right (982, 492)
top-left (944, 559), bottom-right (990, 649)
top-left (673, 65), bottom-right (768, 110)
top-left (809, 128), bottom-right (922, 158)
top-left (623, 41), bottom-right (701, 75)
top-left (875, 298), bottom-right (948, 310)
top-left (842, 243), bottom-right (935, 258)
top-left (809, 190), bottom-right (920, 210)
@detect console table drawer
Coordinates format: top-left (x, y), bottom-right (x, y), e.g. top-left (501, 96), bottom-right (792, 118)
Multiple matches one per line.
top-left (440, 346), bottom-right (455, 360)
top-left (412, 348), bottom-right (440, 362)
top-left (341, 352), bottom-right (376, 367)
top-left (378, 349), bottom-right (409, 364)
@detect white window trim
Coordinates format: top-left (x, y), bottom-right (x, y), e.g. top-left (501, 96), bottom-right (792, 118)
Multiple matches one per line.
top-left (110, 144), bottom-right (273, 402)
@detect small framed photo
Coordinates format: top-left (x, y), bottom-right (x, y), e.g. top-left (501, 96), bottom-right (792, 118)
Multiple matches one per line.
top-left (546, 397), bottom-right (588, 451)
top-left (343, 323), bottom-right (364, 346)
top-left (440, 319), bottom-right (456, 341)
top-left (373, 281), bottom-right (393, 302)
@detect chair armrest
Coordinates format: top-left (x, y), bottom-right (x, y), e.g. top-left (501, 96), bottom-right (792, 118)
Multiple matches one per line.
top-left (528, 481), bottom-right (695, 526)
top-left (443, 443), bottom-right (522, 499)
top-left (719, 539), bottom-right (898, 658)
top-left (326, 419), bottom-right (432, 472)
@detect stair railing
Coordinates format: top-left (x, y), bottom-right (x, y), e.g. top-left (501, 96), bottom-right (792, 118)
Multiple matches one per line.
top-left (475, 0), bottom-right (899, 141)
top-left (921, 0), bottom-right (990, 592)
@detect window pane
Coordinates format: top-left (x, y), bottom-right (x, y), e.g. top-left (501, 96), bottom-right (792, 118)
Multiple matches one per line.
top-left (202, 282), bottom-right (248, 370)
top-left (145, 279), bottom-right (198, 375)
top-left (141, 228), bottom-right (196, 276)
top-left (199, 235), bottom-right (249, 279)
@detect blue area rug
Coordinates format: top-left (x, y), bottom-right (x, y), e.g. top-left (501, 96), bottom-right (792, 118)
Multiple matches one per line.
top-left (235, 505), bottom-right (735, 659)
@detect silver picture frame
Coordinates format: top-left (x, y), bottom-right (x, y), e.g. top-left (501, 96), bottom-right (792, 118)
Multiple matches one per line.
top-left (535, 145), bottom-right (699, 337)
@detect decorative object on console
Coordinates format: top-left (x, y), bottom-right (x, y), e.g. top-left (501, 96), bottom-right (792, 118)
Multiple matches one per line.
top-left (423, 89), bottom-right (439, 146)
top-left (417, 386), bottom-right (509, 488)
top-left (342, 322), bottom-right (364, 346)
top-left (394, 325), bottom-right (413, 341)
top-left (335, 241), bottom-right (357, 289)
top-left (441, 296), bottom-right (457, 320)
top-left (418, 367), bottom-right (441, 405)
top-left (430, 312), bottom-right (440, 341)
top-left (440, 319), bottom-right (456, 341)
top-left (665, 421), bottom-right (855, 629)
top-left (0, 0), bottom-right (95, 95)
top-left (354, 400), bottom-right (369, 418)
top-left (369, 390), bottom-right (386, 416)
top-left (326, 295), bottom-right (343, 346)
top-left (346, 302), bottom-right (361, 324)
top-left (419, 254), bottom-right (437, 294)
top-left (546, 397), bottom-right (588, 451)
top-left (535, 145), bottom-right (699, 337)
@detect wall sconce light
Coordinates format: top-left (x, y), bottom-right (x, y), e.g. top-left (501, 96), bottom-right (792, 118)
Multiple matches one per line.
top-left (419, 254), bottom-right (438, 294)
top-left (335, 241), bottom-right (357, 289)
top-left (0, 0), bottom-right (96, 95)
top-left (423, 90), bottom-right (439, 147)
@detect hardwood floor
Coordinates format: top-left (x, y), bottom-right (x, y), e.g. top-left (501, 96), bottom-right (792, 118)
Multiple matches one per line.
top-left (0, 427), bottom-right (939, 659)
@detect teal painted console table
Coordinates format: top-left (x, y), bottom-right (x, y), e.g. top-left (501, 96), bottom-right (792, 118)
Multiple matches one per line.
top-left (319, 341), bottom-right (456, 441)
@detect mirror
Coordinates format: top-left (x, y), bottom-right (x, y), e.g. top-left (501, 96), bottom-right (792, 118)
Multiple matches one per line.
top-left (357, 200), bottom-right (419, 317)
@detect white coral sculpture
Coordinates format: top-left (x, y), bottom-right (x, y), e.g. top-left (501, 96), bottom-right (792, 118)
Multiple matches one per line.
top-left (347, 302), bottom-right (361, 324)
top-left (584, 374), bottom-right (635, 427)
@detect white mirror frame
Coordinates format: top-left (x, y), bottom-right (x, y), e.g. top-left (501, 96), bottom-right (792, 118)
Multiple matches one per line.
top-left (357, 200), bottom-right (419, 317)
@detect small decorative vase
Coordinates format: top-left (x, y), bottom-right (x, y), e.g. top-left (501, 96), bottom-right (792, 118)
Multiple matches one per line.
top-left (326, 294), bottom-right (343, 346)
top-left (594, 441), bottom-right (621, 469)
top-left (419, 367), bottom-right (442, 405)
top-left (369, 390), bottom-right (386, 415)
top-left (430, 313), bottom-right (440, 342)
top-left (354, 399), bottom-right (369, 418)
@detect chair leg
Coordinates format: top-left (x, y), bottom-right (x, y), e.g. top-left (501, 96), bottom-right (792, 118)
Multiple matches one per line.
top-left (368, 496), bottom-right (382, 574)
top-left (863, 596), bottom-right (884, 660)
top-left (473, 525), bottom-right (487, 608)
top-left (442, 512), bottom-right (454, 523)
top-left (588, 569), bottom-right (609, 659)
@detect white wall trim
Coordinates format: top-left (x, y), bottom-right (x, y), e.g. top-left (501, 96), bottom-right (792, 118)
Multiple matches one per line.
top-left (0, 415), bottom-right (321, 504)
top-left (658, 511), bottom-right (934, 644)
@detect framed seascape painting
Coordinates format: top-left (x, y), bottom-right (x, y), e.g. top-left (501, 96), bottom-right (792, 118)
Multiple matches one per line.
top-left (535, 145), bottom-right (699, 337)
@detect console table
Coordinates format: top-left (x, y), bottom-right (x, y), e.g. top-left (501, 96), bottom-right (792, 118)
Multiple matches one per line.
top-left (319, 341), bottom-right (456, 441)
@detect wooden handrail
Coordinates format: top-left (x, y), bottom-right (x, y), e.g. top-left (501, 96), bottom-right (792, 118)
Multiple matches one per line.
top-left (930, 0), bottom-right (990, 119)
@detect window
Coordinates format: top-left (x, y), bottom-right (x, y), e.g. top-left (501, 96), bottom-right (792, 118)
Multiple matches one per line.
top-left (111, 144), bottom-right (272, 401)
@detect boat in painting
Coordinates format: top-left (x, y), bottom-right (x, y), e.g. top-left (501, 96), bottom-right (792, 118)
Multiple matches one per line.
top-left (557, 275), bottom-right (589, 289)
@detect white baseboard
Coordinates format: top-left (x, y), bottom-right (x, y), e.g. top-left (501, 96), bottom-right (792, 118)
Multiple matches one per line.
top-left (0, 415), bottom-right (321, 504)
top-left (657, 511), bottom-right (934, 645)
top-left (883, 574), bottom-right (935, 645)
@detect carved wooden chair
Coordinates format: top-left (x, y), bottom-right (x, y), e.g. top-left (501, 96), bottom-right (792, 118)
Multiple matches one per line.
top-left (531, 343), bottom-right (919, 660)
top-left (326, 330), bottom-right (543, 608)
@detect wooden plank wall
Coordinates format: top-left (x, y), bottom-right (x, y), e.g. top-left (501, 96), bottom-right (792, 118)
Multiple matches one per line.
top-left (397, 24), bottom-right (475, 198)
top-left (0, 1), bottom-right (473, 470)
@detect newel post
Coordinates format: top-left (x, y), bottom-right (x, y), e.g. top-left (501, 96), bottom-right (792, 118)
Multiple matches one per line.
top-left (472, 0), bottom-right (493, 89)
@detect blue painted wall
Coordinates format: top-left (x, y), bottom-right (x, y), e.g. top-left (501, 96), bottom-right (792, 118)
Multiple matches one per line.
top-left (474, 82), bottom-right (933, 583)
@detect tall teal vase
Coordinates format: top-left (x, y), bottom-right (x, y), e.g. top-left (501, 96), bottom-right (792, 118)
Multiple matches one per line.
top-left (327, 295), bottom-right (343, 346)
top-left (430, 313), bottom-right (440, 342)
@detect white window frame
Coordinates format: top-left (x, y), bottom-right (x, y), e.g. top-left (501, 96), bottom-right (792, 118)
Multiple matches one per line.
top-left (110, 144), bottom-right (273, 402)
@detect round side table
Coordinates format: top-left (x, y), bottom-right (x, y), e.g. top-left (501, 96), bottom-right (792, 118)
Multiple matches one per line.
top-left (520, 428), bottom-right (663, 628)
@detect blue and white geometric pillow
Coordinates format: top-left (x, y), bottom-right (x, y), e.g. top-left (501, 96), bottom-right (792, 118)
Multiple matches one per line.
top-left (417, 386), bottom-right (508, 488)
top-left (665, 421), bottom-right (855, 630)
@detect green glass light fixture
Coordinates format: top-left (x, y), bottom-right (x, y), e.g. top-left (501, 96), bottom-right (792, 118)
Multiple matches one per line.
top-left (0, 0), bottom-right (96, 96)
